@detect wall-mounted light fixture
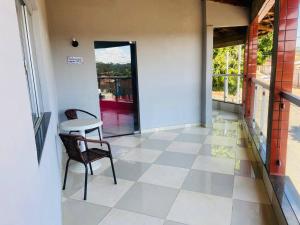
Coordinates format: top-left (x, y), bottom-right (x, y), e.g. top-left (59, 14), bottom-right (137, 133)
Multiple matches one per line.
top-left (71, 38), bottom-right (79, 47)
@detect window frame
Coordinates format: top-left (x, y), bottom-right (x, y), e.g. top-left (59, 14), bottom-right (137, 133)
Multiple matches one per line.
top-left (16, 0), bottom-right (44, 134)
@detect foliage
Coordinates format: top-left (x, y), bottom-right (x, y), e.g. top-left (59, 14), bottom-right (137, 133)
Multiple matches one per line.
top-left (257, 32), bottom-right (273, 65)
top-left (213, 46), bottom-right (243, 95)
top-left (96, 62), bottom-right (131, 77)
top-left (212, 33), bottom-right (273, 95)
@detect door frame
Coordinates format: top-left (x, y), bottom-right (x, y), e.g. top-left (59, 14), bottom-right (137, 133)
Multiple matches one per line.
top-left (94, 41), bottom-right (141, 137)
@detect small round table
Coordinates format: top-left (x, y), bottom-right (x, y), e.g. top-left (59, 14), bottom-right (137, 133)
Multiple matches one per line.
top-left (60, 118), bottom-right (103, 173)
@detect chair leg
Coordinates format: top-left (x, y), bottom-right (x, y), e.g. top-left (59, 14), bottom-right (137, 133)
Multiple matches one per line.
top-left (109, 156), bottom-right (117, 184)
top-left (63, 158), bottom-right (71, 190)
top-left (84, 164), bottom-right (88, 200)
top-left (97, 128), bottom-right (102, 146)
top-left (89, 162), bottom-right (93, 175)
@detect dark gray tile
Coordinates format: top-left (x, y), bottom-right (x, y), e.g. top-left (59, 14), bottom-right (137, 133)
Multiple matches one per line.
top-left (235, 160), bottom-right (262, 179)
top-left (63, 199), bottom-right (110, 225)
top-left (182, 170), bottom-right (234, 198)
top-left (237, 138), bottom-right (247, 147)
top-left (175, 134), bottom-right (206, 143)
top-left (198, 144), bottom-right (213, 156)
top-left (116, 182), bottom-right (178, 218)
top-left (102, 160), bottom-right (150, 181)
top-left (155, 151), bottom-right (196, 169)
top-left (136, 139), bottom-right (171, 151)
top-left (231, 199), bottom-right (278, 225)
top-left (235, 160), bottom-right (254, 177)
top-left (219, 111), bottom-right (239, 121)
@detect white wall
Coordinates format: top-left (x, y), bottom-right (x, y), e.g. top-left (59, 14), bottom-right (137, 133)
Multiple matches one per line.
top-left (0, 0), bottom-right (61, 225)
top-left (206, 1), bottom-right (249, 27)
top-left (46, 0), bottom-right (203, 130)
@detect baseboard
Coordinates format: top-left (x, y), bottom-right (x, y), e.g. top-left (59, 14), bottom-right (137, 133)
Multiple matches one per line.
top-left (141, 123), bottom-right (201, 134)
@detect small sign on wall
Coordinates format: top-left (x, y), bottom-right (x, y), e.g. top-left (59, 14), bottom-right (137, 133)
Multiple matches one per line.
top-left (67, 56), bottom-right (83, 64)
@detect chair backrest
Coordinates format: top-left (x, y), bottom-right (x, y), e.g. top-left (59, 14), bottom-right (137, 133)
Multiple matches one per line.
top-left (65, 109), bottom-right (78, 120)
top-left (59, 133), bottom-right (85, 162)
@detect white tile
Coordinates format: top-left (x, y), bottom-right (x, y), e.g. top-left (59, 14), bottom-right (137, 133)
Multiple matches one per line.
top-left (182, 127), bottom-right (211, 135)
top-left (235, 147), bottom-right (251, 160)
top-left (70, 176), bottom-right (134, 207)
top-left (62, 196), bottom-right (67, 202)
top-left (213, 122), bottom-right (238, 131)
top-left (192, 155), bottom-right (235, 175)
top-left (139, 164), bottom-right (189, 189)
top-left (204, 135), bottom-right (237, 147)
top-left (166, 142), bottom-right (201, 155)
top-left (111, 147), bottom-right (132, 159)
top-left (98, 208), bottom-right (164, 225)
top-left (233, 176), bottom-right (270, 204)
top-left (111, 136), bottom-right (144, 148)
top-left (164, 221), bottom-right (187, 225)
top-left (149, 132), bottom-right (178, 141)
top-left (121, 148), bottom-right (162, 163)
top-left (167, 190), bottom-right (232, 225)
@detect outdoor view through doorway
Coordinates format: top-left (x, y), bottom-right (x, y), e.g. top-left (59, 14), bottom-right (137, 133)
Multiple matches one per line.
top-left (94, 41), bottom-right (139, 137)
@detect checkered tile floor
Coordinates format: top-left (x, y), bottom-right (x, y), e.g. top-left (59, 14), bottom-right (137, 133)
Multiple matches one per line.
top-left (61, 111), bottom-right (278, 225)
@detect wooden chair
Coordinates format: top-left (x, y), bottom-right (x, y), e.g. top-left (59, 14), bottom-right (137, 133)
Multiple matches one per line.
top-left (59, 133), bottom-right (117, 200)
top-left (65, 109), bottom-right (102, 140)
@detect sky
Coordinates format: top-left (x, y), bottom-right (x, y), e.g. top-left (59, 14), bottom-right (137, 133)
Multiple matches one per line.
top-left (95, 46), bottom-right (131, 64)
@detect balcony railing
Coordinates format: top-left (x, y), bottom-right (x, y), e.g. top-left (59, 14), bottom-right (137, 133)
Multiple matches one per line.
top-left (252, 78), bottom-right (270, 145)
top-left (280, 91), bottom-right (300, 213)
top-left (212, 74), bottom-right (243, 104)
top-left (244, 77), bottom-right (271, 163)
top-left (245, 78), bottom-right (300, 222)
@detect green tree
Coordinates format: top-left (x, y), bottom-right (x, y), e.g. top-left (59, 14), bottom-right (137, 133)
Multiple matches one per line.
top-left (213, 46), bottom-right (243, 95)
top-left (96, 62), bottom-right (131, 77)
top-left (212, 32), bottom-right (273, 95)
top-left (257, 32), bottom-right (273, 65)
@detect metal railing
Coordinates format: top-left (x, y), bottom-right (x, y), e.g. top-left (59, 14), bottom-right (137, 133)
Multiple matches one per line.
top-left (281, 91), bottom-right (300, 107)
top-left (212, 74), bottom-right (243, 104)
top-left (98, 75), bottom-right (133, 102)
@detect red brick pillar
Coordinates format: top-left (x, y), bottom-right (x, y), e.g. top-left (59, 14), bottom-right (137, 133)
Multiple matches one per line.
top-left (243, 18), bottom-right (259, 119)
top-left (268, 0), bottom-right (299, 175)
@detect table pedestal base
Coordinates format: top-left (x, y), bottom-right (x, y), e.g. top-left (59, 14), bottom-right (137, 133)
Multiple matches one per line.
top-left (69, 161), bottom-right (101, 173)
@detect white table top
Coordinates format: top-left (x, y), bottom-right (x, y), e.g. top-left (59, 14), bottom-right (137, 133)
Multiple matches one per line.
top-left (60, 119), bottom-right (102, 132)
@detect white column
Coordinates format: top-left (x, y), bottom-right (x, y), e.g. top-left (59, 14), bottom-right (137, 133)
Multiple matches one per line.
top-left (201, 24), bottom-right (213, 127)
top-left (237, 45), bottom-right (242, 103)
top-left (224, 51), bottom-right (229, 102)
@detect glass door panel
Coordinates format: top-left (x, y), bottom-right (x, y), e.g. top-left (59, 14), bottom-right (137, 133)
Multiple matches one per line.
top-left (94, 42), bottom-right (139, 137)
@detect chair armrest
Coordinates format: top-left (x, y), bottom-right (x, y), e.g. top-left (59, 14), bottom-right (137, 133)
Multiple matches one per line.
top-left (83, 138), bottom-right (112, 151)
top-left (76, 109), bottom-right (97, 119)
